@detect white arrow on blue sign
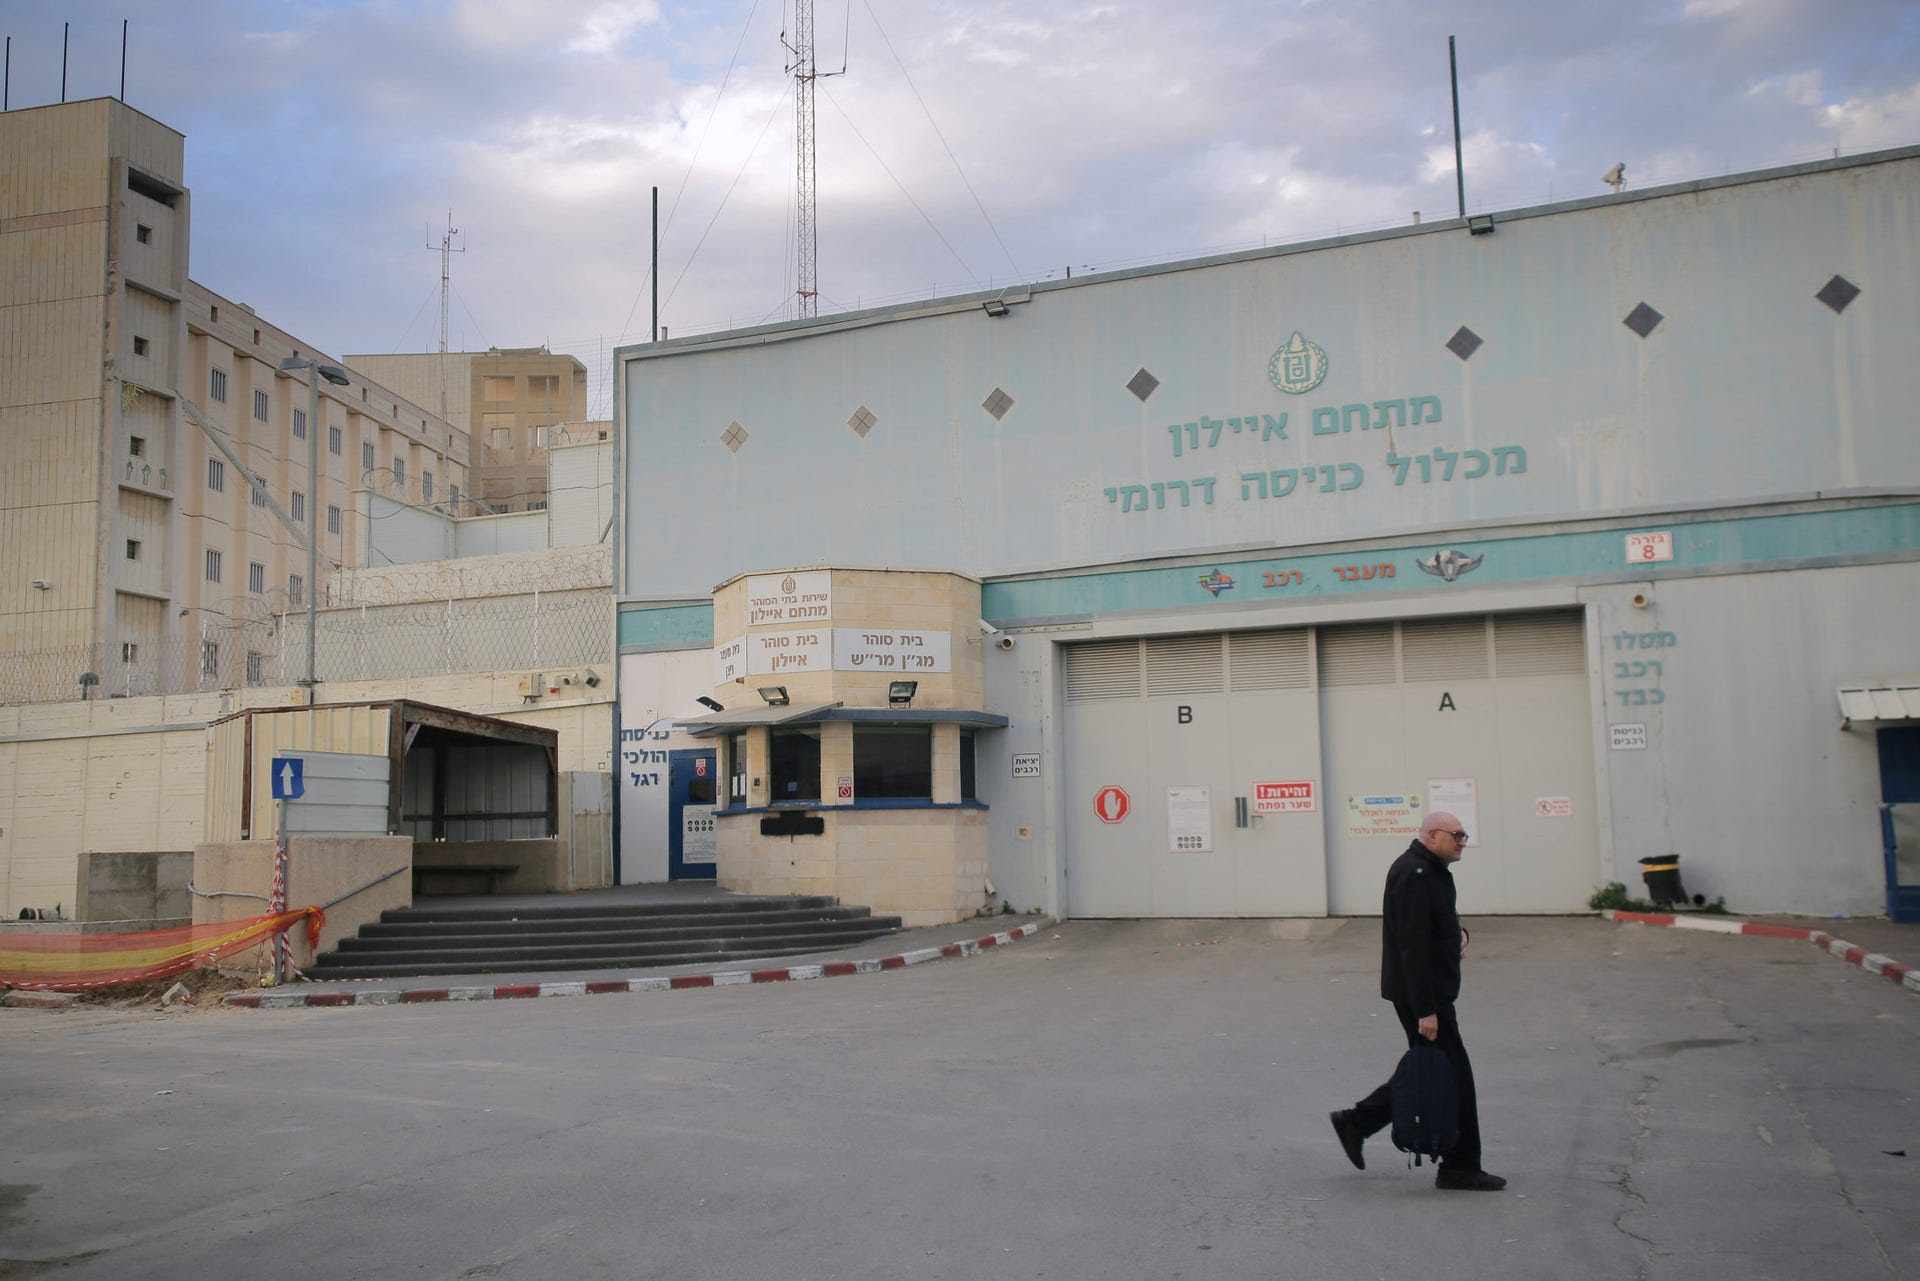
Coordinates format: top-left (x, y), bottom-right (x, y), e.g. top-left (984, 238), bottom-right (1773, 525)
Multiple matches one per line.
top-left (271, 756), bottom-right (305, 800)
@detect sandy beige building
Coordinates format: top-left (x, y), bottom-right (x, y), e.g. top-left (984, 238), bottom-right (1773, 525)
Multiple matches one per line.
top-left (344, 348), bottom-right (589, 514)
top-left (0, 97), bottom-right (468, 705)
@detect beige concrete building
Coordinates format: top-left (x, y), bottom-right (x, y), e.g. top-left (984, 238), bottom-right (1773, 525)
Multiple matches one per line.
top-left (0, 97), bottom-right (468, 706)
top-left (343, 348), bottom-right (589, 514)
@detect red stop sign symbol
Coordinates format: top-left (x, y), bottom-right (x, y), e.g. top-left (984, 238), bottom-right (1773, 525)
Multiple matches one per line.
top-left (1094, 786), bottom-right (1131, 824)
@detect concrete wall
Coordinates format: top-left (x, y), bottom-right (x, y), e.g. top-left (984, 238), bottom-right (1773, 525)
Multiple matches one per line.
top-left (621, 150), bottom-right (1920, 597)
top-left (414, 838), bottom-right (569, 894)
top-left (80, 850), bottom-right (193, 923)
top-left (194, 834), bottom-right (412, 973)
top-left (717, 806), bottom-right (990, 927)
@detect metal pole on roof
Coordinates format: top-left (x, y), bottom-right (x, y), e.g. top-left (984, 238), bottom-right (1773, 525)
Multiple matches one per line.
top-left (651, 186), bottom-right (659, 343)
top-left (120, 20), bottom-right (128, 101)
top-left (1449, 36), bottom-right (1466, 219)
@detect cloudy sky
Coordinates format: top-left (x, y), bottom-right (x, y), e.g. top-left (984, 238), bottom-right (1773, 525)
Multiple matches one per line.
top-left (6, 0), bottom-right (1916, 416)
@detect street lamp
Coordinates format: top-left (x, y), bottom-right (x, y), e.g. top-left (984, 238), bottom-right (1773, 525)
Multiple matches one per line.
top-left (278, 356), bottom-right (350, 693)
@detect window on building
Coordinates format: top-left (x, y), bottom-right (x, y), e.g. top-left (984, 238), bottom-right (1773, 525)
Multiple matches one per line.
top-left (528, 500), bottom-right (547, 511)
top-left (291, 491), bottom-right (305, 522)
top-left (422, 471), bottom-right (434, 501)
top-left (201, 640), bottom-right (220, 677)
top-left (527, 425), bottom-right (547, 453)
top-left (489, 427), bottom-right (511, 450)
top-left (210, 368), bottom-right (227, 402)
top-left (252, 328), bottom-right (261, 345)
top-left (136, 223), bottom-right (152, 244)
top-left (727, 731), bottom-right (748, 804)
top-left (328, 424), bottom-right (341, 455)
top-left (288, 574), bottom-right (304, 605)
top-left (129, 435), bottom-right (146, 457)
top-left (248, 561), bottom-right (265, 594)
top-left (960, 729), bottom-right (977, 801)
top-left (853, 726), bottom-right (933, 800)
top-left (207, 458), bottom-right (225, 491)
top-left (482, 376), bottom-right (514, 401)
top-left (449, 484), bottom-right (460, 509)
top-left (527, 374), bottom-right (559, 401)
top-left (125, 539), bottom-right (141, 561)
top-left (769, 726), bottom-right (822, 803)
top-left (210, 304), bottom-right (219, 323)
top-left (362, 441), bottom-right (375, 470)
top-left (327, 504), bottom-right (341, 535)
top-left (204, 549), bottom-right (222, 582)
top-left (133, 335), bottom-right (149, 356)
top-left (254, 389), bottom-right (270, 422)
top-left (122, 642), bottom-right (139, 664)
top-left (392, 457), bottom-right (405, 485)
top-left (246, 651), bottom-right (266, 684)
top-left (251, 483), bottom-right (268, 508)
top-left (293, 407), bottom-right (306, 440)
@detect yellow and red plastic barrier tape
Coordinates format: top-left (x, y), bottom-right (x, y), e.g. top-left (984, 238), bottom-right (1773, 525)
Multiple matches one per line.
top-left (0, 907), bottom-right (323, 992)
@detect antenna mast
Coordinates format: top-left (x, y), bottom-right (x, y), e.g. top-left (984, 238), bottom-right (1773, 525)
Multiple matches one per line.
top-left (787, 0), bottom-right (819, 318)
top-left (429, 213), bottom-right (463, 506)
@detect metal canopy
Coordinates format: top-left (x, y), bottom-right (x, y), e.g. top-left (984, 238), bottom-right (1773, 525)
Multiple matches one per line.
top-left (1837, 680), bottom-right (1920, 726)
top-left (674, 702), bottom-right (844, 736)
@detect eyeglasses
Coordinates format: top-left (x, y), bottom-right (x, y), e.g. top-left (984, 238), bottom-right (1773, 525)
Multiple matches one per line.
top-left (1446, 830), bottom-right (1469, 843)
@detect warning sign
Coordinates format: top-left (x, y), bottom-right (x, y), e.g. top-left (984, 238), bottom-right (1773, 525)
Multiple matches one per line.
top-left (1094, 786), bottom-right (1131, 824)
top-left (1252, 780), bottom-right (1317, 814)
top-left (1344, 792), bottom-right (1424, 839)
top-left (1535, 796), bottom-right (1573, 818)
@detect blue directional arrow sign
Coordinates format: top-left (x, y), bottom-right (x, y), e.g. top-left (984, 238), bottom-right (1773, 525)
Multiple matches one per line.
top-left (271, 756), bottom-right (305, 800)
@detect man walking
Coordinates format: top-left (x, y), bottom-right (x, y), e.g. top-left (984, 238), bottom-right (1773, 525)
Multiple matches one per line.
top-left (1329, 811), bottom-right (1506, 1191)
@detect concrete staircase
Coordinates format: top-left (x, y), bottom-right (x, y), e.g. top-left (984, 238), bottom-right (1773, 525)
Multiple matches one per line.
top-left (308, 893), bottom-right (902, 980)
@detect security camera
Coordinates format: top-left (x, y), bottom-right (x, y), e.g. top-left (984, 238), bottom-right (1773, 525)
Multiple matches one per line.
top-left (996, 635), bottom-right (1015, 651)
top-left (978, 619), bottom-right (1000, 635)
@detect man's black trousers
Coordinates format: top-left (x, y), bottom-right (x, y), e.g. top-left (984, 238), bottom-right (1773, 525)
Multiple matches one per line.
top-left (1347, 1000), bottom-right (1482, 1171)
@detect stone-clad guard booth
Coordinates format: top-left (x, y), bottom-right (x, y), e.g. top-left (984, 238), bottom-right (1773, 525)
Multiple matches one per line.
top-left (676, 568), bottom-right (1007, 926)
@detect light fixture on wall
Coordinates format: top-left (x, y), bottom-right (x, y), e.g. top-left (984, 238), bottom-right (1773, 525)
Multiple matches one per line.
top-left (888, 680), bottom-right (918, 707)
top-left (1466, 213), bottom-right (1495, 235)
top-left (759, 686), bottom-right (790, 706)
top-left (981, 298), bottom-right (1010, 317)
top-left (696, 696), bottom-right (725, 712)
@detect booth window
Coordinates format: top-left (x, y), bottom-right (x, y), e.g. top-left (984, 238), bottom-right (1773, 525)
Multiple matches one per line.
top-left (726, 731), bottom-right (748, 804)
top-left (769, 726), bottom-right (821, 803)
top-left (960, 729), bottom-right (977, 801)
top-left (853, 726), bottom-right (932, 800)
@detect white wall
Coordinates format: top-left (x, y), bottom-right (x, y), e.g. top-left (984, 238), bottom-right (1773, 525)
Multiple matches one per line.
top-left (617, 647), bottom-right (720, 883)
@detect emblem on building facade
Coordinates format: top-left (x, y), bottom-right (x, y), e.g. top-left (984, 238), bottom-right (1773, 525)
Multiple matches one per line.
top-left (1416, 550), bottom-right (1485, 582)
top-left (1267, 330), bottom-right (1329, 394)
top-left (1197, 570), bottom-right (1236, 596)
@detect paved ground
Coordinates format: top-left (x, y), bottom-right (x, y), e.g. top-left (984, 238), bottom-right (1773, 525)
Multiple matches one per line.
top-left (3, 914), bottom-right (1916, 1280)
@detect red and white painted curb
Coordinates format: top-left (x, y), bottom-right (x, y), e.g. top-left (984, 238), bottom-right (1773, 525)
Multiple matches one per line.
top-left (224, 921), bottom-right (1053, 1010)
top-left (1606, 910), bottom-right (1920, 994)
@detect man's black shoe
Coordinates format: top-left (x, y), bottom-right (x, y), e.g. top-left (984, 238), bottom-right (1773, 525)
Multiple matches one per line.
top-left (1435, 1167), bottom-right (1507, 1191)
top-left (1329, 1110), bottom-right (1365, 1170)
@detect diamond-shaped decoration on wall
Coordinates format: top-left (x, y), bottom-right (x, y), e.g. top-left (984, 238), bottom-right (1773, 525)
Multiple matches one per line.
top-left (848, 405), bottom-right (877, 438)
top-left (982, 387), bottom-right (1015, 421)
top-left (1816, 274), bottom-right (1861, 314)
top-left (720, 421), bottom-right (749, 453)
top-left (1126, 368), bottom-right (1160, 401)
top-left (1623, 302), bottom-right (1664, 338)
top-left (1445, 326), bottom-right (1483, 361)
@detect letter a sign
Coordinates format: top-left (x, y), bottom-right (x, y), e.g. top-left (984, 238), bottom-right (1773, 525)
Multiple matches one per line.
top-left (1094, 785), bottom-right (1131, 824)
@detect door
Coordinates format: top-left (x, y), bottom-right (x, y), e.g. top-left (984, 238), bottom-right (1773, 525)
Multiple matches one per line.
top-left (1875, 727), bottom-right (1920, 922)
top-left (668, 748), bottom-right (718, 880)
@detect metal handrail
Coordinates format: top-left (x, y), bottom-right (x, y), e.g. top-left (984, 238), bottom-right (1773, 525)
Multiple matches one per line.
top-left (187, 881), bottom-right (270, 902)
top-left (319, 865), bottom-right (410, 911)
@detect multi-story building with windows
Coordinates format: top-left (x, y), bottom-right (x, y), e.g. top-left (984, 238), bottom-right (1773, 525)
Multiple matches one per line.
top-left (344, 347), bottom-right (588, 514)
top-left (0, 97), bottom-right (467, 702)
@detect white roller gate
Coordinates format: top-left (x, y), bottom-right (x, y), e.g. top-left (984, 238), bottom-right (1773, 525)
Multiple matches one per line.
top-left (1060, 610), bottom-right (1596, 917)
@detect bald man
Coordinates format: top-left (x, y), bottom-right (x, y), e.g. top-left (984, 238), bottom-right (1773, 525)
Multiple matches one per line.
top-left (1329, 811), bottom-right (1506, 1191)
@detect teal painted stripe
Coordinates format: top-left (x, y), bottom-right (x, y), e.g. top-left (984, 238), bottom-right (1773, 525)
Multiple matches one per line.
top-left (617, 602), bottom-right (714, 649)
top-left (982, 503), bottom-right (1920, 619)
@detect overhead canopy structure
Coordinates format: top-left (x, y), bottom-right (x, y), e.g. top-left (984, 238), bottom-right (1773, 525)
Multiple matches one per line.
top-left (1837, 681), bottom-right (1920, 727)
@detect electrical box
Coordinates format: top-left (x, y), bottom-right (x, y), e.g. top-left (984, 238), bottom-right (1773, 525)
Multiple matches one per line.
top-left (518, 672), bottom-right (548, 698)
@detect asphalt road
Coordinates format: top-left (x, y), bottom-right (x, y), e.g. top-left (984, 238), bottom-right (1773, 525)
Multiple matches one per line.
top-left (3, 916), bottom-right (1916, 1281)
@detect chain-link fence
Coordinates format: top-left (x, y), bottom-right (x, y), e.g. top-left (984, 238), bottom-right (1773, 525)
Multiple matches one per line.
top-left (1, 589), bottom-right (611, 706)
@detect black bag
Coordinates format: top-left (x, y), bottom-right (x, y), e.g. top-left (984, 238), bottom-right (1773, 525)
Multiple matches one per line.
top-left (1389, 1042), bottom-right (1459, 1165)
